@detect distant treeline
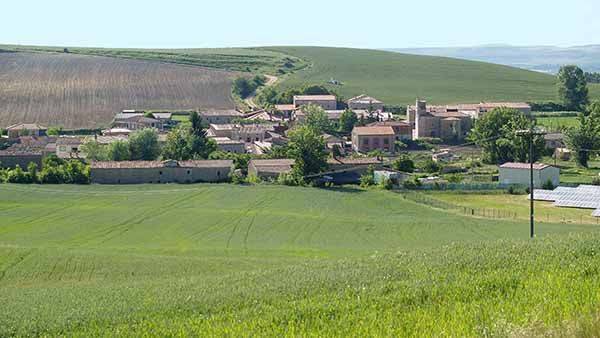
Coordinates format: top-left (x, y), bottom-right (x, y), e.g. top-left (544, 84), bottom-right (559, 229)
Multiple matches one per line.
top-left (585, 72), bottom-right (600, 83)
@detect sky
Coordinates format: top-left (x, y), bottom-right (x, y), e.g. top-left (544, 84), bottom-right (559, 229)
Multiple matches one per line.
top-left (2, 0), bottom-right (599, 49)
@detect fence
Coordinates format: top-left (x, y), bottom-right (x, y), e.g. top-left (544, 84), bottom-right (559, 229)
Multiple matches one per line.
top-left (401, 192), bottom-right (518, 220)
top-left (400, 192), bottom-right (600, 224)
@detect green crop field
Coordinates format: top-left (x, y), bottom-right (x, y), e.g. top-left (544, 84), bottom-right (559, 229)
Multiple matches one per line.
top-left (2, 184), bottom-right (600, 336)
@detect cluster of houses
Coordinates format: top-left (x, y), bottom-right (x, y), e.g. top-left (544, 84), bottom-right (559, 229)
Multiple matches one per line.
top-left (1, 93), bottom-right (574, 187)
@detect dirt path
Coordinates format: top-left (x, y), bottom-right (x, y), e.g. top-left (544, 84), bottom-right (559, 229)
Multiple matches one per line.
top-left (244, 74), bottom-right (278, 109)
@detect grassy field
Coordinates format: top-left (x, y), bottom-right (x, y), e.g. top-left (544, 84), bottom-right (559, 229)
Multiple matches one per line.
top-left (535, 115), bottom-right (579, 131)
top-left (425, 190), bottom-right (599, 224)
top-left (2, 184), bottom-right (600, 336)
top-left (0, 52), bottom-right (237, 129)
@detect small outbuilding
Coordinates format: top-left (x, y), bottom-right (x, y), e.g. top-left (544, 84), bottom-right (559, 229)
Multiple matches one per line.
top-left (499, 162), bottom-right (560, 188)
top-left (248, 159), bottom-right (295, 180)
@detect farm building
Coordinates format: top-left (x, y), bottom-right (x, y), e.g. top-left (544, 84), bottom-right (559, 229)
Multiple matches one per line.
top-left (499, 162), bottom-right (560, 188)
top-left (351, 126), bottom-right (396, 154)
top-left (6, 123), bottom-right (47, 139)
top-left (199, 109), bottom-right (244, 124)
top-left (248, 159), bottom-right (295, 180)
top-left (374, 170), bottom-right (409, 185)
top-left (293, 109), bottom-right (391, 125)
top-left (532, 185), bottom-right (600, 217)
top-left (293, 95), bottom-right (337, 110)
top-left (347, 94), bottom-right (384, 111)
top-left (213, 137), bottom-right (246, 154)
top-left (90, 160), bottom-right (233, 184)
top-left (321, 157), bottom-right (384, 184)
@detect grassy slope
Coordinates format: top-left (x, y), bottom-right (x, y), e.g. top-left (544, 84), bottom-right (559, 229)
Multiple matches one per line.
top-left (264, 46), bottom-right (580, 105)
top-left (1, 184), bottom-right (599, 336)
top-left (0, 44), bottom-right (307, 75)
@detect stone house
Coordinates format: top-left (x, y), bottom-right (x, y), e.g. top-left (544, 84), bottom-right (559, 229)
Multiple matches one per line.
top-left (6, 123), bottom-right (47, 139)
top-left (207, 124), bottom-right (275, 143)
top-left (367, 121), bottom-right (412, 141)
top-left (293, 95), bottom-right (337, 110)
top-left (90, 160), bottom-right (233, 184)
top-left (199, 110), bottom-right (244, 124)
top-left (347, 94), bottom-right (384, 111)
top-left (213, 137), bottom-right (246, 154)
top-left (56, 137), bottom-right (85, 159)
top-left (351, 126), bottom-right (396, 154)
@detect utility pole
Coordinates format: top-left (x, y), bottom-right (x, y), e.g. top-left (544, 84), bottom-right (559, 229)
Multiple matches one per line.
top-left (516, 127), bottom-right (546, 239)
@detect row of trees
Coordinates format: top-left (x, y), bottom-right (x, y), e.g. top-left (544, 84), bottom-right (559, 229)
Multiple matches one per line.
top-left (585, 72), bottom-right (600, 84)
top-left (0, 156), bottom-right (89, 184)
top-left (232, 75), bottom-right (266, 99)
top-left (83, 112), bottom-right (216, 162)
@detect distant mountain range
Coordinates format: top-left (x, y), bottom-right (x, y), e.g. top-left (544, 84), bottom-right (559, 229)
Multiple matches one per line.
top-left (387, 45), bottom-right (600, 74)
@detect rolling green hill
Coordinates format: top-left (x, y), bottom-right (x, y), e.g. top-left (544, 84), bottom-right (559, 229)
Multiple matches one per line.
top-left (1, 184), bottom-right (600, 336)
top-left (5, 44), bottom-right (599, 107)
top-left (265, 46), bottom-right (600, 105)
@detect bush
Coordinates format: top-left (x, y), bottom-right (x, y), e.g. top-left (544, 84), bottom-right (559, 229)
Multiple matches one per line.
top-left (379, 177), bottom-right (393, 190)
top-left (392, 155), bottom-right (415, 173)
top-left (445, 173), bottom-right (463, 183)
top-left (6, 165), bottom-right (33, 184)
top-left (420, 159), bottom-right (441, 173)
top-left (542, 179), bottom-right (555, 190)
top-left (229, 170), bottom-right (246, 184)
top-left (592, 176), bottom-right (600, 186)
top-left (277, 172), bottom-right (300, 186)
top-left (360, 165), bottom-right (375, 188)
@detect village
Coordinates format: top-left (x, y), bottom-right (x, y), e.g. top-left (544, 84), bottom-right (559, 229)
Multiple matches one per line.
top-left (0, 89), bottom-right (598, 217)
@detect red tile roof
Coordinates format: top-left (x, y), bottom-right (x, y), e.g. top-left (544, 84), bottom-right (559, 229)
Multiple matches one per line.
top-left (352, 126), bottom-right (395, 136)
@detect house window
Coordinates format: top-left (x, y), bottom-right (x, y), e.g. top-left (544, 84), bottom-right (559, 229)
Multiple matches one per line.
top-left (363, 138), bottom-right (369, 146)
top-left (383, 138), bottom-right (389, 145)
top-left (217, 171), bottom-right (221, 177)
top-left (187, 170), bottom-right (191, 175)
top-left (159, 171), bottom-right (163, 175)
top-left (373, 138), bottom-right (380, 147)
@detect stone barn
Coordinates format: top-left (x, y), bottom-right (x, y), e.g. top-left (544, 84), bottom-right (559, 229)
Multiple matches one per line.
top-left (90, 160), bottom-right (233, 184)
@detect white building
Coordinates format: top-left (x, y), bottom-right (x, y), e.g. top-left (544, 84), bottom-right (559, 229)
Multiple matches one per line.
top-left (499, 162), bottom-right (560, 188)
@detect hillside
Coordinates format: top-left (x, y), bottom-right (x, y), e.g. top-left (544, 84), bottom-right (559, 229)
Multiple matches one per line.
top-left (0, 51), bottom-right (237, 129)
top-left (265, 46), bottom-right (600, 105)
top-left (1, 184), bottom-right (600, 336)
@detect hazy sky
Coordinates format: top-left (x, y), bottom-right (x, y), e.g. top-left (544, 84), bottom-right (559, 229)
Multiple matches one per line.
top-left (2, 0), bottom-right (598, 48)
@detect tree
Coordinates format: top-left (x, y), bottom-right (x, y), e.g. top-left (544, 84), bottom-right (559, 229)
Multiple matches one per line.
top-left (557, 65), bottom-right (589, 111)
top-left (338, 109), bottom-right (358, 134)
top-left (162, 126), bottom-right (193, 160)
top-left (302, 104), bottom-right (331, 134)
top-left (65, 160), bottom-right (90, 184)
top-left (81, 139), bottom-right (108, 161)
top-left (469, 108), bottom-right (545, 164)
top-left (108, 140), bottom-right (130, 161)
top-left (163, 124), bottom-right (216, 161)
top-left (360, 165), bottom-right (375, 187)
top-left (286, 125), bottom-right (328, 178)
top-left (565, 102), bottom-right (600, 167)
top-left (232, 77), bottom-right (252, 98)
top-left (129, 129), bottom-right (160, 161)
top-left (190, 111), bottom-right (203, 134)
